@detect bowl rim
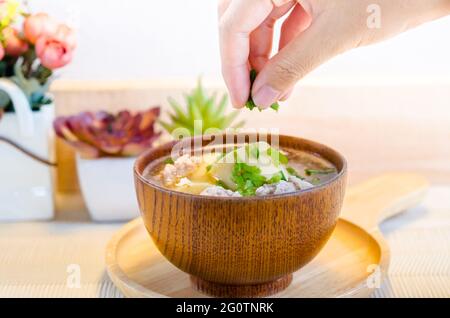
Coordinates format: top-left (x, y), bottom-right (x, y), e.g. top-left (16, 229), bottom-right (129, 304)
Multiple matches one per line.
top-left (134, 134), bottom-right (347, 201)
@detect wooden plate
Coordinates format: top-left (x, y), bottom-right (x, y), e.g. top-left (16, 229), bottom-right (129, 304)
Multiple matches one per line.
top-left (106, 173), bottom-right (428, 298)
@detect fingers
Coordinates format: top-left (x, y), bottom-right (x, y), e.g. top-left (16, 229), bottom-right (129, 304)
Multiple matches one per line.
top-left (271, 0), bottom-right (293, 6)
top-left (249, 1), bottom-right (296, 72)
top-left (279, 87), bottom-right (293, 101)
top-left (252, 12), bottom-right (347, 109)
top-left (218, 0), bottom-right (231, 19)
top-left (279, 3), bottom-right (311, 50)
top-left (275, 4), bottom-right (311, 104)
top-left (219, 0), bottom-right (274, 108)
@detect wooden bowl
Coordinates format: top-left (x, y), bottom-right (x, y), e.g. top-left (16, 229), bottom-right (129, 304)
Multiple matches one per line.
top-left (134, 133), bottom-right (347, 297)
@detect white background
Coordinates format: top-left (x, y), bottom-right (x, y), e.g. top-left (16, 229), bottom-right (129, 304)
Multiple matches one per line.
top-left (28, 0), bottom-right (450, 83)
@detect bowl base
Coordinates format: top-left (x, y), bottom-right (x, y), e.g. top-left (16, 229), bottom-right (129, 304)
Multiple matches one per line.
top-left (190, 274), bottom-right (293, 298)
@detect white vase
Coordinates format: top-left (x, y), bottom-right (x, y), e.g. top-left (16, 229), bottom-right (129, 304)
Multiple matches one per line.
top-left (0, 79), bottom-right (55, 222)
top-left (76, 155), bottom-right (140, 222)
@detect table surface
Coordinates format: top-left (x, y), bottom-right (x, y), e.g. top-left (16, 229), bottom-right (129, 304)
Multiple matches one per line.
top-left (1, 186), bottom-right (449, 298)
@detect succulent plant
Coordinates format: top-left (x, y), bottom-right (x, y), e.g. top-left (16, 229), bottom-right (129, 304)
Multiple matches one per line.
top-left (159, 80), bottom-right (245, 136)
top-left (54, 107), bottom-right (161, 158)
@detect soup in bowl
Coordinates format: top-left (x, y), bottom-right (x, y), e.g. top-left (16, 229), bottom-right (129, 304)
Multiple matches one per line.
top-left (134, 133), bottom-right (347, 297)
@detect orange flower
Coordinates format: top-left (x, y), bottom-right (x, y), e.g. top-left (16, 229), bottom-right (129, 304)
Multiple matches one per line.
top-left (3, 27), bottom-right (28, 56)
top-left (23, 12), bottom-right (57, 44)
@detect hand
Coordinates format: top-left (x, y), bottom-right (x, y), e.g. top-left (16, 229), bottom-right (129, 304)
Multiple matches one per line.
top-left (219, 0), bottom-right (450, 109)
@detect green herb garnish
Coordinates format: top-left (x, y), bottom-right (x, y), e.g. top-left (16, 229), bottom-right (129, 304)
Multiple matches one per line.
top-left (305, 168), bottom-right (336, 176)
top-left (267, 148), bottom-right (288, 166)
top-left (267, 171), bottom-right (286, 184)
top-left (245, 69), bottom-right (280, 111)
top-left (247, 144), bottom-right (260, 159)
top-left (216, 180), bottom-right (230, 189)
top-left (287, 166), bottom-right (303, 178)
top-left (231, 163), bottom-right (267, 196)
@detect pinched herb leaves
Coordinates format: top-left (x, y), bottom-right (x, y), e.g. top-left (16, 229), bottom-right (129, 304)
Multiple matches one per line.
top-left (245, 70), bottom-right (280, 111)
top-left (164, 158), bottom-right (175, 165)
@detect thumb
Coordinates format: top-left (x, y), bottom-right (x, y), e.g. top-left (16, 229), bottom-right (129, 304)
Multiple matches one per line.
top-left (252, 12), bottom-right (355, 109)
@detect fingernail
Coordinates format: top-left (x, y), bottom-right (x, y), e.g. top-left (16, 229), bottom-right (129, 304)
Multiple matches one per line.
top-left (279, 88), bottom-right (293, 101)
top-left (230, 96), bottom-right (245, 109)
top-left (252, 85), bottom-right (281, 109)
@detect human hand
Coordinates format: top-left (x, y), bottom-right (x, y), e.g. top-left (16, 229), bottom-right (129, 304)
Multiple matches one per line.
top-left (219, 0), bottom-right (450, 109)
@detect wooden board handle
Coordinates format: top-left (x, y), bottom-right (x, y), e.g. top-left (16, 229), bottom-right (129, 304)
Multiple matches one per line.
top-left (341, 173), bottom-right (429, 233)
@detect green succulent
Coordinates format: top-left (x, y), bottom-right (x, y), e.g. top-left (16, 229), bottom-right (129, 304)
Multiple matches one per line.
top-left (160, 80), bottom-right (245, 136)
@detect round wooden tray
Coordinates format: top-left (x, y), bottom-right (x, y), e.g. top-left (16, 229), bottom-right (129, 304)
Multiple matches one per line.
top-left (106, 173), bottom-right (428, 298)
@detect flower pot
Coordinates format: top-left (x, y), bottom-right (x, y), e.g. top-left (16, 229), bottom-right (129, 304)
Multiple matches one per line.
top-left (76, 156), bottom-right (140, 222)
top-left (0, 78), bottom-right (55, 221)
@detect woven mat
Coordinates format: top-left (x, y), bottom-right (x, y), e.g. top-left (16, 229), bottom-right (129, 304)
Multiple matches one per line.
top-left (1, 187), bottom-right (449, 298)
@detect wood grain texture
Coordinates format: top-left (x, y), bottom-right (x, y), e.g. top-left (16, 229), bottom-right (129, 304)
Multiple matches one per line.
top-left (341, 173), bottom-right (429, 233)
top-left (105, 173), bottom-right (429, 298)
top-left (190, 274), bottom-right (293, 298)
top-left (133, 134), bottom-right (347, 297)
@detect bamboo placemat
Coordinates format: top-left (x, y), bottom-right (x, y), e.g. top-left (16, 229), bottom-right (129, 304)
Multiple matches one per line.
top-left (1, 186), bottom-right (449, 298)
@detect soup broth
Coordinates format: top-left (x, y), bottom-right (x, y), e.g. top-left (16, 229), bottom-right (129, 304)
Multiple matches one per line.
top-left (143, 142), bottom-right (338, 197)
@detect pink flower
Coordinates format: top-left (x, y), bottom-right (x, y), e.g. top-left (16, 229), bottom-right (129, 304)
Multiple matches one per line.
top-left (36, 35), bottom-right (73, 69)
top-left (3, 27), bottom-right (29, 56)
top-left (23, 13), bottom-right (58, 44)
top-left (35, 23), bottom-right (76, 70)
top-left (35, 24), bottom-right (76, 70)
top-left (54, 24), bottom-right (76, 50)
top-left (0, 45), bottom-right (5, 61)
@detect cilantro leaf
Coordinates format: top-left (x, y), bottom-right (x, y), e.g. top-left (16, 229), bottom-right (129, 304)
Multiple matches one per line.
top-left (305, 168), bottom-right (336, 176)
top-left (216, 180), bottom-right (230, 189)
top-left (231, 163), bottom-right (267, 196)
top-left (267, 148), bottom-right (288, 166)
top-left (247, 144), bottom-right (260, 159)
top-left (286, 166), bottom-right (297, 176)
top-left (267, 171), bottom-right (284, 184)
top-left (287, 166), bottom-right (304, 179)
